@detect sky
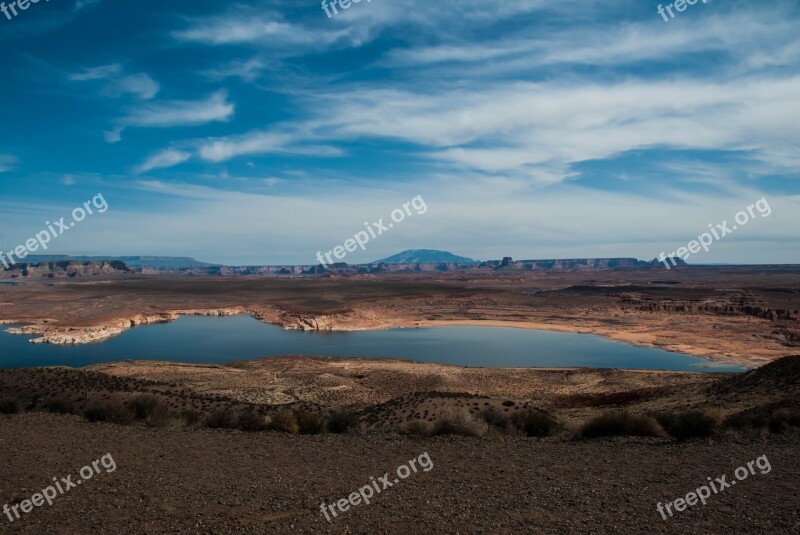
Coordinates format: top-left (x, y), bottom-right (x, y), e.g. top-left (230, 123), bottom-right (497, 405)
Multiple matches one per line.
top-left (0, 0), bottom-right (798, 265)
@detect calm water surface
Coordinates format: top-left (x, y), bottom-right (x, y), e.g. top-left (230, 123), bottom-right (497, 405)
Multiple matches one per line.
top-left (0, 315), bottom-right (744, 371)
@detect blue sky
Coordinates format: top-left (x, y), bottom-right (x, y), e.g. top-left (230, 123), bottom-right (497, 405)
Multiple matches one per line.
top-left (1, 0), bottom-right (798, 265)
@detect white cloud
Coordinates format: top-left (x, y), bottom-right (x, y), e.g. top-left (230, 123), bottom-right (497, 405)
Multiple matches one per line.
top-left (197, 129), bottom-right (343, 162)
top-left (0, 154), bottom-right (17, 172)
top-left (107, 90), bottom-right (234, 143)
top-left (68, 63), bottom-right (122, 81)
top-left (110, 74), bottom-right (160, 100)
top-left (173, 14), bottom-right (349, 49)
top-left (135, 149), bottom-right (192, 174)
top-left (201, 57), bottom-right (268, 82)
top-left (69, 65), bottom-right (160, 100)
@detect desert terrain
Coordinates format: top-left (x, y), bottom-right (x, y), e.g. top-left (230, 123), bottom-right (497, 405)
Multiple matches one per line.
top-left (1, 265), bottom-right (799, 367)
top-left (0, 355), bottom-right (799, 534)
top-left (2, 267), bottom-right (799, 533)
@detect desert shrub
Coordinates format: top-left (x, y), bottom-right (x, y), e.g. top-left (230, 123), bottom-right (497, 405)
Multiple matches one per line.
top-left (0, 398), bottom-right (21, 415)
top-left (433, 408), bottom-right (488, 438)
top-left (768, 408), bottom-right (800, 434)
top-left (128, 396), bottom-right (161, 419)
top-left (295, 411), bottom-right (325, 435)
top-left (267, 409), bottom-right (300, 435)
top-left (205, 407), bottom-right (240, 429)
top-left (657, 410), bottom-right (718, 442)
top-left (42, 397), bottom-right (77, 415)
top-left (180, 410), bottom-right (202, 426)
top-left (724, 410), bottom-right (767, 431)
top-left (237, 409), bottom-right (267, 432)
top-left (481, 408), bottom-right (510, 431)
top-left (327, 410), bottom-right (360, 434)
top-left (510, 409), bottom-right (559, 437)
top-left (501, 400), bottom-right (516, 407)
top-left (83, 400), bottom-right (135, 425)
top-left (723, 404), bottom-right (797, 433)
top-left (265, 409), bottom-right (297, 434)
top-left (578, 412), bottom-right (665, 439)
top-left (128, 395), bottom-right (170, 427)
top-left (401, 419), bottom-right (436, 437)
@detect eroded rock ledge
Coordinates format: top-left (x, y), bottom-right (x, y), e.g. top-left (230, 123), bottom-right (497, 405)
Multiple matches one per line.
top-left (3, 307), bottom-right (394, 345)
top-left (6, 308), bottom-right (247, 344)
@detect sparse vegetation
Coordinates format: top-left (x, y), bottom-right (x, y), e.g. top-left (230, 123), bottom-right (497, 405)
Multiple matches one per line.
top-left (267, 410), bottom-right (298, 434)
top-left (723, 404), bottom-right (800, 434)
top-left (83, 400), bottom-right (136, 425)
top-left (401, 419), bottom-right (436, 437)
top-left (204, 407), bottom-right (240, 429)
top-left (295, 411), bottom-right (325, 435)
top-left (433, 408), bottom-right (488, 438)
top-left (0, 398), bottom-right (21, 414)
top-left (768, 408), bottom-right (800, 434)
top-left (128, 395), bottom-right (171, 427)
top-left (578, 412), bottom-right (665, 439)
top-left (510, 409), bottom-right (559, 437)
top-left (481, 407), bottom-right (510, 431)
top-left (41, 397), bottom-right (78, 415)
top-left (180, 410), bottom-right (202, 426)
top-left (656, 410), bottom-right (718, 441)
top-left (236, 409), bottom-right (267, 432)
top-left (327, 410), bottom-right (359, 434)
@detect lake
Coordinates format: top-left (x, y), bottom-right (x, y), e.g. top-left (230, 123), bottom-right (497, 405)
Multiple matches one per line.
top-left (0, 315), bottom-right (744, 371)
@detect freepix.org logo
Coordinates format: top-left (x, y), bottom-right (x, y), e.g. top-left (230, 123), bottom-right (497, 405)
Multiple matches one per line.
top-left (1, 0), bottom-right (52, 22)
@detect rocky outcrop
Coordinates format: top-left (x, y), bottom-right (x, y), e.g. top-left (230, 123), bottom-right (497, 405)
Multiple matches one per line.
top-left (481, 258), bottom-right (687, 270)
top-left (620, 295), bottom-right (799, 322)
top-left (6, 308), bottom-right (247, 344)
top-left (0, 261), bottom-right (130, 279)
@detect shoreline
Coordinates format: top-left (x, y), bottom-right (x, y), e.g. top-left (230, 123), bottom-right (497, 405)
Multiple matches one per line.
top-left (1, 309), bottom-right (757, 370)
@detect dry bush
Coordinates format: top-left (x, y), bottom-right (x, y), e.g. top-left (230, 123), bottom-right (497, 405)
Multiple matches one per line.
top-left (180, 410), bottom-right (202, 426)
top-left (656, 410), bottom-right (719, 442)
top-left (481, 407), bottom-right (511, 431)
top-left (510, 409), bottom-right (560, 437)
top-left (768, 408), bottom-right (800, 434)
top-left (237, 409), bottom-right (267, 432)
top-left (433, 408), bottom-right (488, 438)
top-left (83, 400), bottom-right (136, 425)
top-left (295, 411), bottom-right (325, 435)
top-left (401, 419), bottom-right (436, 437)
top-left (128, 395), bottom-right (171, 427)
top-left (578, 412), bottom-right (666, 439)
top-left (327, 410), bottom-right (360, 434)
top-left (41, 397), bottom-right (78, 415)
top-left (267, 409), bottom-right (299, 434)
top-left (205, 407), bottom-right (240, 429)
top-left (0, 398), bottom-right (21, 414)
top-left (723, 404), bottom-right (799, 434)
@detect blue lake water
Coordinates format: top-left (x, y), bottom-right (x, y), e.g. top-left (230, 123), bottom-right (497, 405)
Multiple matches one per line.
top-left (0, 315), bottom-right (744, 371)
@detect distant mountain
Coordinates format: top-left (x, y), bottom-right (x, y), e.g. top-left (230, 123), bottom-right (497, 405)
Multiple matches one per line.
top-left (372, 249), bottom-right (479, 264)
top-left (23, 256), bottom-right (218, 269)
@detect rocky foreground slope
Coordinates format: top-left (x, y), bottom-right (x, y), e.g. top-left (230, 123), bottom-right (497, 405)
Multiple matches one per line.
top-left (0, 413), bottom-right (797, 534)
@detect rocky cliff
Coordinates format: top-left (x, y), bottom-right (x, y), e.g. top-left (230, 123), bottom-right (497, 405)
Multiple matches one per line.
top-left (0, 261), bottom-right (131, 279)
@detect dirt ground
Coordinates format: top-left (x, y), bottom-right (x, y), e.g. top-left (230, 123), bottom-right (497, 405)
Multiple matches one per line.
top-left (0, 413), bottom-right (798, 534)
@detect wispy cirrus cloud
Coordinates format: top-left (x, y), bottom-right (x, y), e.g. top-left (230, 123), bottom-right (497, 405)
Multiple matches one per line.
top-left (105, 90), bottom-right (234, 143)
top-left (69, 64), bottom-right (160, 100)
top-left (197, 129), bottom-right (343, 162)
top-left (135, 148), bottom-right (192, 174)
top-left (0, 154), bottom-right (18, 173)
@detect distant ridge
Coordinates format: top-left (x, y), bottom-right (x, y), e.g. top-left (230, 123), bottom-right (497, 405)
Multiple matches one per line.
top-left (372, 249), bottom-right (479, 264)
top-left (23, 256), bottom-right (218, 269)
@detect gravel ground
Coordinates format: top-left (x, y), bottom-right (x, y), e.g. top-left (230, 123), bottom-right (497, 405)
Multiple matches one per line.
top-left (0, 413), bottom-right (798, 534)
